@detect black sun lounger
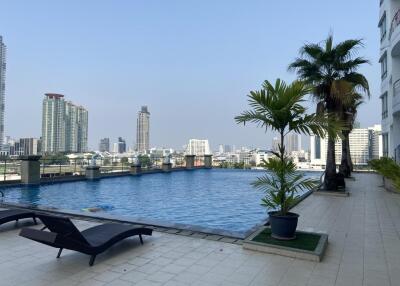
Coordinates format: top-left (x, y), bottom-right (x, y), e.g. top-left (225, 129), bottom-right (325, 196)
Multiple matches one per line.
top-left (19, 214), bottom-right (153, 266)
top-left (0, 209), bottom-right (37, 226)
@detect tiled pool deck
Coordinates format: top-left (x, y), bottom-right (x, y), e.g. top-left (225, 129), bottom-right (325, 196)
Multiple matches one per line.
top-left (0, 173), bottom-right (399, 286)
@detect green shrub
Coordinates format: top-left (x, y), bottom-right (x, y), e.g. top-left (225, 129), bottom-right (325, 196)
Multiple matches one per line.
top-left (369, 158), bottom-right (400, 192)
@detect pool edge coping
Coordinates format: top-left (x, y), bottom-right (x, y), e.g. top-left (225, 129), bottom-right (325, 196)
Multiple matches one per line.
top-left (0, 201), bottom-right (251, 243)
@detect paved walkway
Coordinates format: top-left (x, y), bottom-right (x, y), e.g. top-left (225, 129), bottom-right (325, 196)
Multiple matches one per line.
top-left (0, 173), bottom-right (399, 286)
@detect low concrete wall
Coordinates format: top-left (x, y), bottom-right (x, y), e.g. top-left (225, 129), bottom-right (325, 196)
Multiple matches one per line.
top-left (100, 171), bottom-right (130, 178)
top-left (40, 175), bottom-right (86, 184)
top-left (0, 180), bottom-right (23, 187)
top-left (383, 177), bottom-right (398, 193)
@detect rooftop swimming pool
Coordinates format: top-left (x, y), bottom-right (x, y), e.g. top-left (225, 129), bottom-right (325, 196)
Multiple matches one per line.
top-left (1, 169), bottom-right (321, 238)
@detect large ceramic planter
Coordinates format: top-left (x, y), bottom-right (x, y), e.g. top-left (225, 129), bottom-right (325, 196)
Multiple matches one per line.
top-left (268, 211), bottom-right (299, 240)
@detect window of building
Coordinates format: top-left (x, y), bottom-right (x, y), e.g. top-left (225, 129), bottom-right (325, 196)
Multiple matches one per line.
top-left (379, 12), bottom-right (387, 41)
top-left (314, 136), bottom-right (321, 159)
top-left (380, 52), bottom-right (388, 79)
top-left (381, 92), bottom-right (388, 119)
top-left (382, 133), bottom-right (389, 157)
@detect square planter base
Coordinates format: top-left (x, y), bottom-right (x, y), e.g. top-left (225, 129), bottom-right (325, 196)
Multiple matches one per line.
top-left (243, 227), bottom-right (328, 262)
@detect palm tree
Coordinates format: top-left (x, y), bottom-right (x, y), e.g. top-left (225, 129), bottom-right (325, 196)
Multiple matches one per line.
top-left (235, 79), bottom-right (338, 214)
top-left (288, 35), bottom-right (370, 190)
top-left (337, 86), bottom-right (365, 177)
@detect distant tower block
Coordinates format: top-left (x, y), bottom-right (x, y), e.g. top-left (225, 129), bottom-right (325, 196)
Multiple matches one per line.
top-left (0, 36), bottom-right (6, 150)
top-left (136, 106), bottom-right (150, 153)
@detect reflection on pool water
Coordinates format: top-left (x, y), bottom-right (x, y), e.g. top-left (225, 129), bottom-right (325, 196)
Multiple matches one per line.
top-left (1, 169), bottom-right (321, 237)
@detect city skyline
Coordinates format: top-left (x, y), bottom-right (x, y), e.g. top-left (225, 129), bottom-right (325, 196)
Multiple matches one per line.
top-left (0, 1), bottom-right (381, 150)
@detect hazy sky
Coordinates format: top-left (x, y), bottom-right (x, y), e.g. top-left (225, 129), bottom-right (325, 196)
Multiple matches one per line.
top-left (1, 0), bottom-right (380, 151)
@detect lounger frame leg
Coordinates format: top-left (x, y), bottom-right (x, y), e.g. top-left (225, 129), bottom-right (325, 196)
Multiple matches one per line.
top-left (33, 217), bottom-right (37, 225)
top-left (89, 255), bottom-right (96, 266)
top-left (57, 248), bottom-right (63, 258)
top-left (139, 234), bottom-right (143, 245)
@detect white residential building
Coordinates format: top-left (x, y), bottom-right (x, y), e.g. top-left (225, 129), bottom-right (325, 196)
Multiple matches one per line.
top-left (251, 150), bottom-right (273, 166)
top-left (379, 0), bottom-right (400, 161)
top-left (310, 125), bottom-right (383, 168)
top-left (0, 36), bottom-right (6, 150)
top-left (186, 139), bottom-right (211, 156)
top-left (42, 94), bottom-right (88, 153)
top-left (369, 124), bottom-right (384, 159)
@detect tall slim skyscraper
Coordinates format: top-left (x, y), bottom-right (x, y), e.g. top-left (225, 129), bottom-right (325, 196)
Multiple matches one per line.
top-left (42, 93), bottom-right (88, 153)
top-left (0, 36), bottom-right (6, 150)
top-left (136, 106), bottom-right (150, 153)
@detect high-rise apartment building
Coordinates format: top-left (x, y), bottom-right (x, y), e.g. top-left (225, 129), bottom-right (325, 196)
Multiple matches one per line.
top-left (272, 137), bottom-right (280, 152)
top-left (310, 125), bottom-right (382, 167)
top-left (42, 94), bottom-right (66, 153)
top-left (16, 138), bottom-right (41, 156)
top-left (99, 138), bottom-right (110, 152)
top-left (42, 94), bottom-right (88, 153)
top-left (136, 106), bottom-right (150, 153)
top-left (65, 102), bottom-right (88, 153)
top-left (218, 144), bottom-right (232, 154)
top-left (186, 139), bottom-right (211, 156)
top-left (369, 124), bottom-right (383, 159)
top-left (285, 133), bottom-right (301, 154)
top-left (117, 137), bottom-right (126, 153)
top-left (5, 138), bottom-right (41, 156)
top-left (0, 36), bottom-right (6, 150)
top-left (379, 1), bottom-right (400, 160)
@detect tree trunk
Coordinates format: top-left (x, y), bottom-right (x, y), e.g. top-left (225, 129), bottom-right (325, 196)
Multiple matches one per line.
top-left (339, 130), bottom-right (351, 178)
top-left (347, 138), bottom-right (353, 172)
top-left (324, 137), bottom-right (338, 190)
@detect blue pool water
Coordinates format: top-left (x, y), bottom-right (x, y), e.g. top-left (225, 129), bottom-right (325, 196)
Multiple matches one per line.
top-left (1, 169), bottom-right (321, 237)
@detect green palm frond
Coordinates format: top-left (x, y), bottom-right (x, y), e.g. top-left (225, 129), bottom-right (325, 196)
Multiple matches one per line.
top-left (252, 157), bottom-right (318, 214)
top-left (235, 78), bottom-right (338, 215)
top-left (288, 34), bottom-right (370, 115)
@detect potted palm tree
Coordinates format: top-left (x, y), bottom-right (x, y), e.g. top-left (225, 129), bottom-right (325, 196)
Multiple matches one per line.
top-left (235, 79), bottom-right (338, 240)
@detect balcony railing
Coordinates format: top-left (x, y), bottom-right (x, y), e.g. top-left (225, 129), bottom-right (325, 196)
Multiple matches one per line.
top-left (389, 9), bottom-right (400, 39)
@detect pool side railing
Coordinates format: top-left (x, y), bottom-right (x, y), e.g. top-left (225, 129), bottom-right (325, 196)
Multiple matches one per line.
top-left (0, 158), bottom-right (22, 183)
top-left (0, 154), bottom-right (213, 186)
